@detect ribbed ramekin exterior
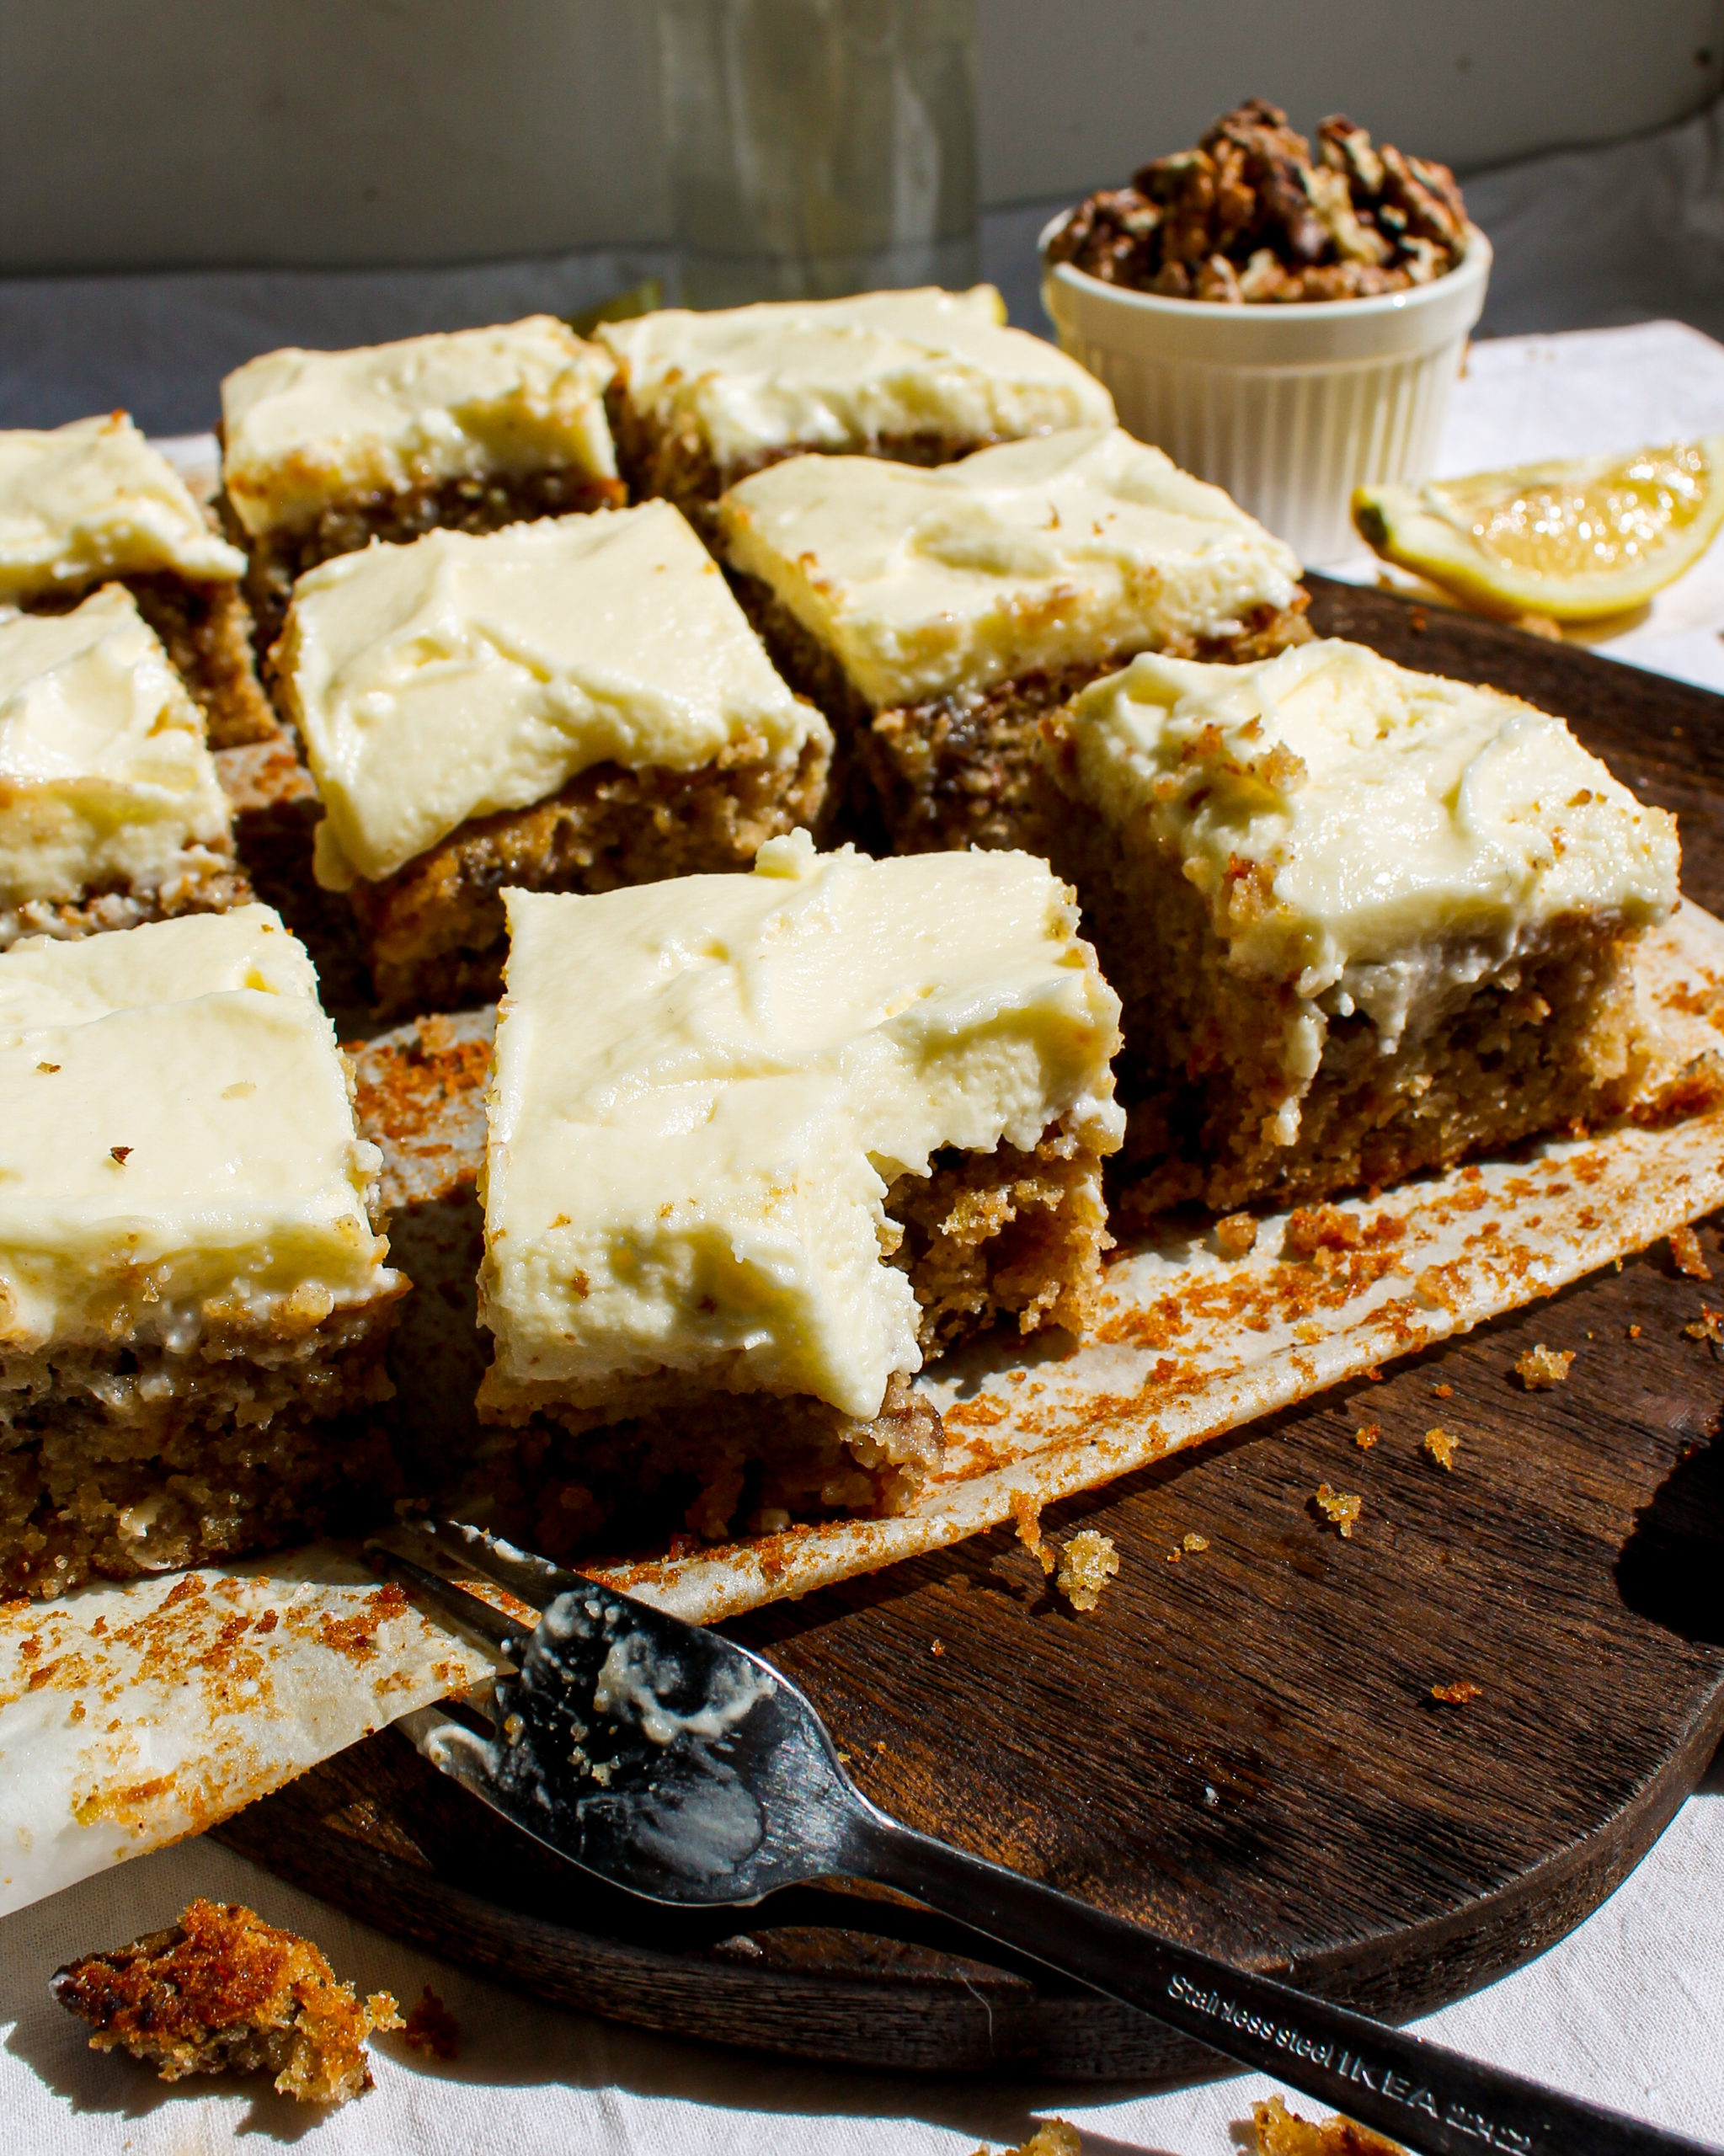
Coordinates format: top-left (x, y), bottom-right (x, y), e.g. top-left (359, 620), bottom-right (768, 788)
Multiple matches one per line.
top-left (1041, 235), bottom-right (1491, 566)
top-left (1059, 340), bottom-right (1465, 563)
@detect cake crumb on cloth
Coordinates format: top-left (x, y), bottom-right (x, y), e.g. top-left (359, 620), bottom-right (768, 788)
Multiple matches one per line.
top-left (51, 1898), bottom-right (400, 2105)
top-left (1253, 2092), bottom-right (1406, 2156)
top-left (402, 1984), bottom-right (460, 2061)
top-left (975, 2123), bottom-right (1082, 2156)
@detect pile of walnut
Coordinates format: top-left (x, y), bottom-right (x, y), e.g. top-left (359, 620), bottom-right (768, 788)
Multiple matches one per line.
top-left (1046, 98), bottom-right (1470, 302)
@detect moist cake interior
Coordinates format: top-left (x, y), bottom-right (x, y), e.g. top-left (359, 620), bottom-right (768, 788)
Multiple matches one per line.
top-left (464, 1118), bottom-right (1111, 1559)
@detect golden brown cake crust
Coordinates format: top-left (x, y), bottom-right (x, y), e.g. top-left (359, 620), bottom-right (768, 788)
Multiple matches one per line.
top-left (52, 1897), bottom-right (401, 2106)
top-left (346, 734), bottom-right (832, 1017)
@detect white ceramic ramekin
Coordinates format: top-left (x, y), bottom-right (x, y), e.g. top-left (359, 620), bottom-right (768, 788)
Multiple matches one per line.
top-left (1040, 222), bottom-right (1492, 565)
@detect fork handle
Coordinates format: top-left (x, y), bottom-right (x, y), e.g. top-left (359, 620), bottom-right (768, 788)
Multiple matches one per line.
top-left (851, 1812), bottom-right (1711, 2156)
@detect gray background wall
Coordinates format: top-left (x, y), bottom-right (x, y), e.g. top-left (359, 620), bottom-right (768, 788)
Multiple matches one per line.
top-left (2, 0), bottom-right (1721, 275)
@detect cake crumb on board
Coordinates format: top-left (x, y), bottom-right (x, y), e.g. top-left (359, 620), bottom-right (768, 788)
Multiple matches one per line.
top-left (1423, 1427), bottom-right (1458, 1470)
top-left (1431, 1679), bottom-right (1484, 1705)
top-left (1669, 1223), bottom-right (1712, 1279)
top-left (1314, 1485), bottom-right (1363, 1537)
top-left (1515, 1344), bottom-right (1575, 1390)
top-left (1055, 1529), bottom-right (1119, 1611)
top-left (1353, 1422), bottom-right (1380, 1449)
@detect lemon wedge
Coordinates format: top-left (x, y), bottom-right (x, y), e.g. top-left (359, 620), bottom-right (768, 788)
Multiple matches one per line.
top-left (1353, 439), bottom-right (1724, 622)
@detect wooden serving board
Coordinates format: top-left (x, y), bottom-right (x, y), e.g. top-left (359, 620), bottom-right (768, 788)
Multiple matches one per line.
top-left (216, 578), bottom-right (1724, 2081)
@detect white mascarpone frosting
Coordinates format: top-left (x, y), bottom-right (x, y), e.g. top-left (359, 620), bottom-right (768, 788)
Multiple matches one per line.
top-left (280, 504), bottom-right (827, 891)
top-left (220, 315), bottom-right (618, 539)
top-left (599, 286), bottom-right (1115, 473)
top-left (0, 905), bottom-right (399, 1351)
top-left (718, 427), bottom-right (1305, 711)
top-left (0, 414), bottom-right (245, 603)
top-left (0, 588), bottom-right (233, 908)
top-left (478, 832), bottom-right (1124, 1425)
top-left (1054, 639), bottom-right (1680, 1110)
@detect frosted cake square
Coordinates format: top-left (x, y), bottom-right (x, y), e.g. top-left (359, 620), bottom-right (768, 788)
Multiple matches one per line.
top-left (474, 831), bottom-right (1123, 1553)
top-left (0, 587), bottom-right (249, 949)
top-left (718, 426), bottom-right (1308, 851)
top-left (0, 905), bottom-right (406, 1595)
top-left (1035, 639), bottom-right (1681, 1215)
top-left (279, 503), bottom-right (831, 1015)
top-left (0, 414), bottom-right (273, 747)
top-left (597, 285), bottom-right (1116, 520)
top-left (219, 316), bottom-right (625, 651)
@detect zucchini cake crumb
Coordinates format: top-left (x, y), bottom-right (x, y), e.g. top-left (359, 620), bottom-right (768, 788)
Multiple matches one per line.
top-left (1055, 1527), bottom-right (1119, 1610)
top-left (1423, 1427), bottom-right (1459, 1470)
top-left (1253, 2092), bottom-right (1406, 2156)
top-left (1314, 1484), bottom-right (1363, 1537)
top-left (1515, 1343), bottom-right (1576, 1390)
top-left (51, 1898), bottom-right (401, 2105)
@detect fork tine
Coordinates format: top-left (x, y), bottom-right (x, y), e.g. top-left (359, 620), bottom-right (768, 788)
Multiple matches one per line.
top-left (410, 1517), bottom-right (590, 1615)
top-left (363, 1538), bottom-right (531, 1658)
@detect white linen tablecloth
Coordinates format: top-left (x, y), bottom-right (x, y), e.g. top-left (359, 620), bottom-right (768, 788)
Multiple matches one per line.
top-left (2, 317), bottom-right (1723, 2156)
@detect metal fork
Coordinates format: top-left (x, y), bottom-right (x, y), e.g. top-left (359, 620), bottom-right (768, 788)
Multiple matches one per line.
top-left (369, 1520), bottom-right (1716, 2156)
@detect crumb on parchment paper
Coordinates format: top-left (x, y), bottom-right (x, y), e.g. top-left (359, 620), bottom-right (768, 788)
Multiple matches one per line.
top-left (1515, 1344), bottom-right (1575, 1390)
top-left (1214, 1211), bottom-right (1258, 1258)
top-left (1669, 1224), bottom-right (1712, 1279)
top-left (1314, 1485), bottom-right (1363, 1537)
top-left (1055, 1529), bottom-right (1119, 1612)
top-left (1423, 1427), bottom-right (1458, 1470)
top-left (1252, 2091), bottom-right (1407, 2156)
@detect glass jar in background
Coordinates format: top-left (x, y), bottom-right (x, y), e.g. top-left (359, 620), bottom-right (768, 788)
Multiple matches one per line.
top-left (658, 0), bottom-right (978, 309)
